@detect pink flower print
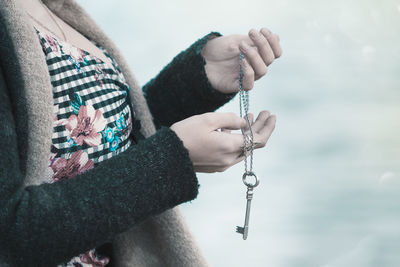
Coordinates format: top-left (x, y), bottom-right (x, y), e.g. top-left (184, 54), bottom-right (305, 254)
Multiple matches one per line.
top-left (79, 249), bottom-right (110, 267)
top-left (52, 104), bottom-right (63, 126)
top-left (62, 43), bottom-right (87, 62)
top-left (65, 104), bottom-right (107, 147)
top-left (53, 105), bottom-right (59, 121)
top-left (49, 151), bottom-right (57, 168)
top-left (94, 65), bottom-right (106, 87)
top-left (45, 34), bottom-right (60, 53)
top-left (126, 113), bottom-right (132, 130)
top-left (52, 105), bottom-right (71, 128)
top-left (50, 150), bottom-right (94, 182)
top-left (37, 38), bottom-right (48, 55)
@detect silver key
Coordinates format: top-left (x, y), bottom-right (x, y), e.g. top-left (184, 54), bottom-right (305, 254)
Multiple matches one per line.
top-left (236, 171), bottom-right (259, 240)
top-left (236, 186), bottom-right (254, 240)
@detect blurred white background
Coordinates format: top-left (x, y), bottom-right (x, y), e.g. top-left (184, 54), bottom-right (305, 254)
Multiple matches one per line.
top-left (78, 0), bottom-right (400, 266)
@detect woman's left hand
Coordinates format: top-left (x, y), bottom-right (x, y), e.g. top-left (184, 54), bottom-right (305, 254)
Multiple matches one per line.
top-left (201, 27), bottom-right (282, 94)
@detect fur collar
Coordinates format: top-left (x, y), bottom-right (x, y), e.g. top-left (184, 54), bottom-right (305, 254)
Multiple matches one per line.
top-left (0, 0), bottom-right (207, 266)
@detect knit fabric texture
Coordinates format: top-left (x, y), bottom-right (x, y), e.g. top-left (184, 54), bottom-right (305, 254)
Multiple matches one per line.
top-left (0, 0), bottom-right (238, 266)
top-left (143, 32), bottom-right (238, 129)
top-left (34, 25), bottom-right (138, 266)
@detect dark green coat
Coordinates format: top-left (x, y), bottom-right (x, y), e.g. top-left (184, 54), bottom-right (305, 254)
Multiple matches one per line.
top-left (0, 0), bottom-right (236, 266)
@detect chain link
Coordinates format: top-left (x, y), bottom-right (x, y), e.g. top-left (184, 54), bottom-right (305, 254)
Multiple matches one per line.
top-left (239, 53), bottom-right (254, 174)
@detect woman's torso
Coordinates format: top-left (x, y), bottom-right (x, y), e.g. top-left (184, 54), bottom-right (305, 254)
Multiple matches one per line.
top-left (25, 0), bottom-right (112, 67)
top-left (23, 4), bottom-right (143, 265)
top-left (35, 25), bottom-right (136, 266)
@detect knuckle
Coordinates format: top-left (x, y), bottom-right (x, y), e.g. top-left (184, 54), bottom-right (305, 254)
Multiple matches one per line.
top-left (245, 79), bottom-right (254, 90)
top-left (247, 46), bottom-right (257, 56)
top-left (262, 110), bottom-right (271, 118)
top-left (259, 35), bottom-right (270, 46)
top-left (245, 65), bottom-right (254, 77)
top-left (266, 54), bottom-right (275, 65)
top-left (250, 29), bottom-right (265, 43)
top-left (259, 66), bottom-right (268, 76)
top-left (248, 113), bottom-right (254, 122)
top-left (228, 42), bottom-right (238, 54)
top-left (239, 41), bottom-right (250, 53)
top-left (249, 28), bottom-right (258, 37)
top-left (260, 27), bottom-right (272, 37)
top-left (241, 42), bottom-right (256, 56)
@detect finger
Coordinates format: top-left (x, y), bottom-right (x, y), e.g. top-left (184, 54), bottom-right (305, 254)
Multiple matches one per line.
top-left (206, 112), bottom-right (246, 130)
top-left (216, 131), bottom-right (248, 154)
top-left (194, 166), bottom-right (216, 173)
top-left (232, 144), bottom-right (261, 165)
top-left (250, 110), bottom-right (271, 133)
top-left (258, 114), bottom-right (277, 144)
top-left (249, 28), bottom-right (275, 67)
top-left (217, 113), bottom-right (274, 155)
top-left (231, 153), bottom-right (246, 166)
top-left (239, 40), bottom-right (268, 80)
top-left (239, 57), bottom-right (254, 90)
top-left (221, 128), bottom-right (232, 134)
top-left (260, 28), bottom-right (283, 58)
top-left (242, 113), bottom-right (254, 132)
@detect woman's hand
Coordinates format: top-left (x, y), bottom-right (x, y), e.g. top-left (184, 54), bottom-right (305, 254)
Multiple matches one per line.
top-left (201, 28), bottom-right (282, 94)
top-left (170, 111), bottom-right (276, 173)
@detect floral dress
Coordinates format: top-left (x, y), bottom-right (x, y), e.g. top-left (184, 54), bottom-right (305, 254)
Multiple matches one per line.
top-left (34, 26), bottom-right (138, 267)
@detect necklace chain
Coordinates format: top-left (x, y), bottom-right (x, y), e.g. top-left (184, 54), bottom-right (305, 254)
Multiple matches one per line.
top-left (235, 53), bottom-right (258, 240)
top-left (26, 0), bottom-right (67, 42)
top-left (239, 53), bottom-right (254, 173)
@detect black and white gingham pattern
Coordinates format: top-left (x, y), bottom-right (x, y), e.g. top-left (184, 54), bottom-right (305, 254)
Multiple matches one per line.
top-left (36, 27), bottom-right (135, 165)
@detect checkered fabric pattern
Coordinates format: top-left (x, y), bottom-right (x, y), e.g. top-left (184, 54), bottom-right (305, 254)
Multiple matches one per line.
top-left (35, 27), bottom-right (136, 166)
top-left (33, 26), bottom-right (144, 266)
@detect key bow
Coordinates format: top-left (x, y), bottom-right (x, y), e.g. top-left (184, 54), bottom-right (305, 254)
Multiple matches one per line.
top-left (242, 171), bottom-right (259, 188)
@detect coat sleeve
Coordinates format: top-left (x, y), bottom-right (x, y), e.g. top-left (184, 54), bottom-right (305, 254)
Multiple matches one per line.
top-left (142, 32), bottom-right (238, 129)
top-left (0, 67), bottom-right (199, 266)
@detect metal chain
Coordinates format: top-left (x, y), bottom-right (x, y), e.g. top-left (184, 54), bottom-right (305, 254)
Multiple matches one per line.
top-left (239, 53), bottom-right (254, 174)
top-left (236, 53), bottom-right (258, 240)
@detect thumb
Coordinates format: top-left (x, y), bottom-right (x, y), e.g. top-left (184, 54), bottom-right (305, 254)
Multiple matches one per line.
top-left (207, 112), bottom-right (246, 130)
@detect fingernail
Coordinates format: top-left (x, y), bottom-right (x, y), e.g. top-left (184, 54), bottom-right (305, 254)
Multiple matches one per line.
top-left (261, 28), bottom-right (272, 37)
top-left (249, 29), bottom-right (258, 39)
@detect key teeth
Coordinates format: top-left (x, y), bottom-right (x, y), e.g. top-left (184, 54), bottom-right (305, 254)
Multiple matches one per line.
top-left (236, 226), bottom-right (244, 234)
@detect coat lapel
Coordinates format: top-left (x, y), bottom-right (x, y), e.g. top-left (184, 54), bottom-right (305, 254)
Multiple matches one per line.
top-left (0, 0), bottom-right (54, 186)
top-left (1, 0), bottom-right (208, 266)
top-left (44, 0), bottom-right (157, 138)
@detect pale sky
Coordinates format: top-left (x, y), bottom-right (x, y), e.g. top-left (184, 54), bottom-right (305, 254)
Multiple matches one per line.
top-left (78, 1), bottom-right (400, 266)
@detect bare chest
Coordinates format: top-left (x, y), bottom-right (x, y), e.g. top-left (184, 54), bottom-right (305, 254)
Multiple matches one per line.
top-left (29, 17), bottom-right (114, 67)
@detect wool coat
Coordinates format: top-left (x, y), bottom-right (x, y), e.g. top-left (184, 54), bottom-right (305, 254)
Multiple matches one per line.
top-left (0, 0), bottom-right (237, 266)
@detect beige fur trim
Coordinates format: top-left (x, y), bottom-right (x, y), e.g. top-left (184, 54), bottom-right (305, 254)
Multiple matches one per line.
top-left (1, 0), bottom-right (209, 266)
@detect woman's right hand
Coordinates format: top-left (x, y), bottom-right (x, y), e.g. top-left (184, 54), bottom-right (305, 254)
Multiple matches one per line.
top-left (170, 111), bottom-right (276, 173)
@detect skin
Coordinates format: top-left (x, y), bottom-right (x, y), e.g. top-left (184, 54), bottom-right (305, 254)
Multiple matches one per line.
top-left (22, 0), bottom-right (282, 173)
top-left (22, 0), bottom-right (113, 66)
top-left (172, 28), bottom-right (282, 173)
top-left (201, 28), bottom-right (282, 93)
top-left (170, 111), bottom-right (276, 173)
